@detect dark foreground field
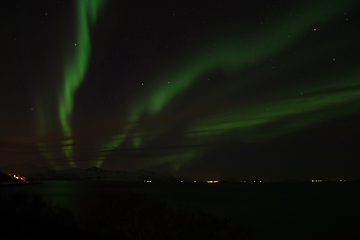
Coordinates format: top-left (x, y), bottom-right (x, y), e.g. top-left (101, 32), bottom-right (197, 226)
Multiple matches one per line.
top-left (0, 181), bottom-right (359, 239)
top-left (0, 189), bottom-right (252, 240)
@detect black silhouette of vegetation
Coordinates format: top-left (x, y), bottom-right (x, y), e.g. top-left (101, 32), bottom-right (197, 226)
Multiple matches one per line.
top-left (0, 191), bottom-right (253, 239)
top-left (0, 191), bottom-right (80, 239)
top-left (84, 192), bottom-right (254, 240)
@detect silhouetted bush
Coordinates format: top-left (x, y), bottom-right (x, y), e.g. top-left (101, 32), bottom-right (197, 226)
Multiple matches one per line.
top-left (0, 191), bottom-right (77, 239)
top-left (0, 191), bottom-right (253, 239)
top-left (84, 192), bottom-right (254, 240)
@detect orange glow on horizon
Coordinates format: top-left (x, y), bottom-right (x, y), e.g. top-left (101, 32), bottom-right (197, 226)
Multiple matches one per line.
top-left (207, 180), bottom-right (218, 183)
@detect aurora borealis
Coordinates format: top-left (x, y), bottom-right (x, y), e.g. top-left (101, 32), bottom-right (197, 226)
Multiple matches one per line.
top-left (57, 0), bottom-right (105, 167)
top-left (1, 0), bottom-right (360, 180)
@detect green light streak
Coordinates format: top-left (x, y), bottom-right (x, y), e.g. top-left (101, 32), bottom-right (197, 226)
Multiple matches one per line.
top-left (94, 134), bottom-right (127, 167)
top-left (34, 102), bottom-right (61, 168)
top-left (129, 0), bottom-right (358, 119)
top-left (143, 150), bottom-right (198, 172)
top-left (62, 139), bottom-right (75, 167)
top-left (37, 143), bottom-right (59, 169)
top-left (100, 0), bottom-right (359, 170)
top-left (132, 135), bottom-right (142, 149)
top-left (58, 0), bottom-right (105, 167)
top-left (189, 72), bottom-right (360, 143)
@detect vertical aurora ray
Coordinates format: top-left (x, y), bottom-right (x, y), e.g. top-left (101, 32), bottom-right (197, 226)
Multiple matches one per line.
top-left (58, 0), bottom-right (105, 167)
top-left (34, 97), bottom-right (61, 169)
top-left (95, 134), bottom-right (128, 167)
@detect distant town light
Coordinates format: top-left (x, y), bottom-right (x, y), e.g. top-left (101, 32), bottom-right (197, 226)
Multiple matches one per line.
top-left (207, 180), bottom-right (218, 183)
top-left (312, 179), bottom-right (322, 183)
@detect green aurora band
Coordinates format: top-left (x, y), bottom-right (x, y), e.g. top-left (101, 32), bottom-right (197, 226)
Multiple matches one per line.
top-left (59, 0), bottom-right (105, 135)
top-left (129, 0), bottom-right (358, 117)
top-left (35, 0), bottom-right (105, 168)
top-left (188, 71), bottom-right (360, 142)
top-left (96, 0), bottom-right (359, 170)
top-left (33, 0), bottom-right (360, 170)
top-left (58, 0), bottom-right (105, 167)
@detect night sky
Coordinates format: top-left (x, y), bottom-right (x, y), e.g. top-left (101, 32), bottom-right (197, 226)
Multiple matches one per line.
top-left (1, 0), bottom-right (360, 181)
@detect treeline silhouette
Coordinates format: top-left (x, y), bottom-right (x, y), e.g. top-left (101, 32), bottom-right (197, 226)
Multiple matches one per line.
top-left (0, 191), bottom-right (253, 239)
